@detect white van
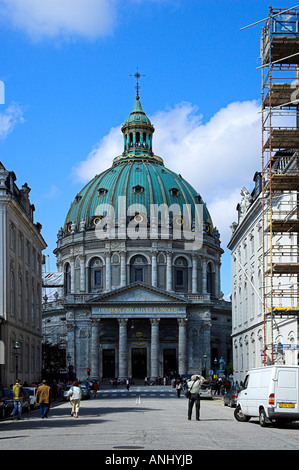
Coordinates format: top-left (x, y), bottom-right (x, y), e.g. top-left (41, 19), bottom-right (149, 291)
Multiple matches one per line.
top-left (234, 365), bottom-right (299, 427)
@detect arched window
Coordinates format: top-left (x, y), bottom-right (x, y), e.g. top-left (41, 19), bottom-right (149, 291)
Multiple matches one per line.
top-left (130, 255), bottom-right (147, 284)
top-left (207, 262), bottom-right (215, 297)
top-left (64, 263), bottom-right (71, 295)
top-left (18, 275), bottom-right (22, 320)
top-left (89, 257), bottom-right (103, 291)
top-left (174, 257), bottom-right (188, 292)
top-left (10, 269), bottom-right (15, 316)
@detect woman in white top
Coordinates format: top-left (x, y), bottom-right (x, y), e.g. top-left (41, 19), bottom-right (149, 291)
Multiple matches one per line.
top-left (67, 380), bottom-right (82, 418)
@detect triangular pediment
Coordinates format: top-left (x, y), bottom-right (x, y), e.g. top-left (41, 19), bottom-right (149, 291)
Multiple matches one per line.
top-left (89, 282), bottom-right (188, 304)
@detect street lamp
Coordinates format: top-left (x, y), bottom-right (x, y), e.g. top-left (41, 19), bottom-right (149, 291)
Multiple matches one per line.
top-left (202, 353), bottom-right (207, 377)
top-left (14, 341), bottom-right (20, 381)
top-left (213, 357), bottom-right (218, 379)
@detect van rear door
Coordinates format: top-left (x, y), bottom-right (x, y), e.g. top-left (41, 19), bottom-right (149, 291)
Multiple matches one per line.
top-left (275, 368), bottom-right (298, 413)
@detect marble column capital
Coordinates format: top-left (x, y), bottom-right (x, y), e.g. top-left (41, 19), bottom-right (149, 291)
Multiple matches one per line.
top-left (177, 318), bottom-right (188, 326)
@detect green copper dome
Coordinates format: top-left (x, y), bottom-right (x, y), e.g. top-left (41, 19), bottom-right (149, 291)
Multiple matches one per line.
top-left (64, 96), bottom-right (216, 238)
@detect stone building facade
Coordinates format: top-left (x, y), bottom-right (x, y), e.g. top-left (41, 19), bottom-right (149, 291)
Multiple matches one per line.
top-left (0, 162), bottom-right (47, 387)
top-left (43, 93), bottom-right (231, 381)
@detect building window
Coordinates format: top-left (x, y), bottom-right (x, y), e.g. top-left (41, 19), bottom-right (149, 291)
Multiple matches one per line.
top-left (18, 275), bottom-right (22, 320)
top-left (207, 262), bottom-right (215, 297)
top-left (130, 255), bottom-right (147, 284)
top-left (174, 257), bottom-right (188, 291)
top-left (18, 232), bottom-right (23, 258)
top-left (9, 223), bottom-right (16, 250)
top-left (25, 240), bottom-right (30, 265)
top-left (10, 270), bottom-right (15, 316)
top-left (94, 270), bottom-right (102, 286)
top-left (89, 257), bottom-right (103, 291)
top-left (65, 263), bottom-right (71, 295)
top-left (134, 268), bottom-right (144, 282)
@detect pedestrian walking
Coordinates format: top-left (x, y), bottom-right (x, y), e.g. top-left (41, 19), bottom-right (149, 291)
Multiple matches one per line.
top-left (91, 380), bottom-right (99, 398)
top-left (10, 379), bottom-right (24, 420)
top-left (67, 380), bottom-right (82, 418)
top-left (126, 378), bottom-right (130, 391)
top-left (176, 380), bottom-right (183, 398)
top-left (187, 375), bottom-right (201, 421)
top-left (36, 380), bottom-right (52, 419)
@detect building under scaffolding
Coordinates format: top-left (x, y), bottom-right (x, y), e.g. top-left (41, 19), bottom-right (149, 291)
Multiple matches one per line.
top-left (261, 6), bottom-right (299, 364)
top-left (228, 5), bottom-right (299, 382)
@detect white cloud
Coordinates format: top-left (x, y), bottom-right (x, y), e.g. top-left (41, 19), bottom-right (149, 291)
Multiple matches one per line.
top-left (73, 125), bottom-right (123, 182)
top-left (73, 99), bottom-right (261, 247)
top-left (0, 0), bottom-right (117, 40)
top-left (0, 102), bottom-right (24, 139)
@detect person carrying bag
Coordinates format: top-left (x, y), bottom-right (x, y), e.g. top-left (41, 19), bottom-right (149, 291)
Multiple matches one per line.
top-left (187, 375), bottom-right (201, 421)
top-left (67, 380), bottom-right (82, 418)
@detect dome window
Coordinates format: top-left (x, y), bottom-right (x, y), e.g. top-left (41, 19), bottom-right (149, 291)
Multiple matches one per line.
top-left (133, 185), bottom-right (144, 194)
top-left (75, 194), bottom-right (82, 203)
top-left (91, 215), bottom-right (104, 226)
top-left (66, 222), bottom-right (72, 233)
top-left (98, 187), bottom-right (108, 197)
top-left (169, 187), bottom-right (179, 197)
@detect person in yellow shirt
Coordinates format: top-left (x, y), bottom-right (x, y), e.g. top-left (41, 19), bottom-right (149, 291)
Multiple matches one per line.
top-left (10, 379), bottom-right (24, 420)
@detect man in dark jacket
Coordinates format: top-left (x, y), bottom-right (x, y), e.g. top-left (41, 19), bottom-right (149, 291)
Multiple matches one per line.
top-left (36, 380), bottom-right (52, 419)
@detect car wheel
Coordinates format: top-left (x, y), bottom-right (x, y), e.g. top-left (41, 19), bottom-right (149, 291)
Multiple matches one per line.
top-left (234, 405), bottom-right (251, 422)
top-left (259, 408), bottom-right (269, 427)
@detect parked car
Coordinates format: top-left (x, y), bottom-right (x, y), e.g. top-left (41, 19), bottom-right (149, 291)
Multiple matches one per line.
top-left (63, 384), bottom-right (90, 400)
top-left (3, 388), bottom-right (31, 416)
top-left (223, 388), bottom-right (239, 408)
top-left (199, 381), bottom-right (213, 399)
top-left (180, 374), bottom-right (192, 383)
top-left (80, 384), bottom-right (91, 400)
top-left (0, 385), bottom-right (5, 419)
top-left (24, 387), bottom-right (38, 410)
top-left (63, 385), bottom-right (72, 401)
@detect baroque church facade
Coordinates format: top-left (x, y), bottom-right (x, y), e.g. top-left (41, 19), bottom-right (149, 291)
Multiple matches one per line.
top-left (43, 90), bottom-right (231, 381)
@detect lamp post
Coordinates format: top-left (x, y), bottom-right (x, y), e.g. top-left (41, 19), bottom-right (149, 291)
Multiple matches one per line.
top-left (213, 357), bottom-right (218, 379)
top-left (14, 341), bottom-right (20, 381)
top-left (67, 353), bottom-right (72, 381)
top-left (202, 353), bottom-right (207, 378)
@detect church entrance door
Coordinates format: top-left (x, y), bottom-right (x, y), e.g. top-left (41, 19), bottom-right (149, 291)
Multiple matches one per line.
top-left (132, 348), bottom-right (147, 378)
top-left (163, 349), bottom-right (177, 376)
top-left (103, 349), bottom-right (115, 378)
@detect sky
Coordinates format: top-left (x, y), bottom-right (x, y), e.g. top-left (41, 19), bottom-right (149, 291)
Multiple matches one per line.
top-left (0, 0), bottom-right (295, 298)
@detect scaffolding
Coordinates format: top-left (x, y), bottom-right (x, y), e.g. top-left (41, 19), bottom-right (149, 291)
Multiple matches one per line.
top-left (260, 6), bottom-right (299, 364)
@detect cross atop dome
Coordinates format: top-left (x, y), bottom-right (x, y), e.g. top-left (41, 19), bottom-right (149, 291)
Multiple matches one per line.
top-left (130, 67), bottom-right (145, 100)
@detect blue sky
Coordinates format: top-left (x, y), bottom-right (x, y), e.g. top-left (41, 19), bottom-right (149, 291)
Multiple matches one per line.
top-left (0, 0), bottom-right (293, 297)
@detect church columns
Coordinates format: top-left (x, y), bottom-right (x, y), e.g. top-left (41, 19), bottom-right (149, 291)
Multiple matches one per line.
top-left (67, 321), bottom-right (76, 376)
top-left (91, 319), bottom-right (101, 379)
top-left (79, 256), bottom-right (85, 292)
top-left (105, 252), bottom-right (111, 291)
top-left (120, 251), bottom-right (126, 287)
top-left (202, 257), bottom-right (207, 295)
top-left (178, 318), bottom-right (188, 375)
top-left (192, 255), bottom-right (198, 294)
top-left (151, 252), bottom-right (157, 287)
top-left (166, 252), bottom-right (172, 291)
top-left (150, 318), bottom-right (160, 379)
top-left (118, 319), bottom-right (128, 379)
top-left (70, 257), bottom-right (75, 294)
